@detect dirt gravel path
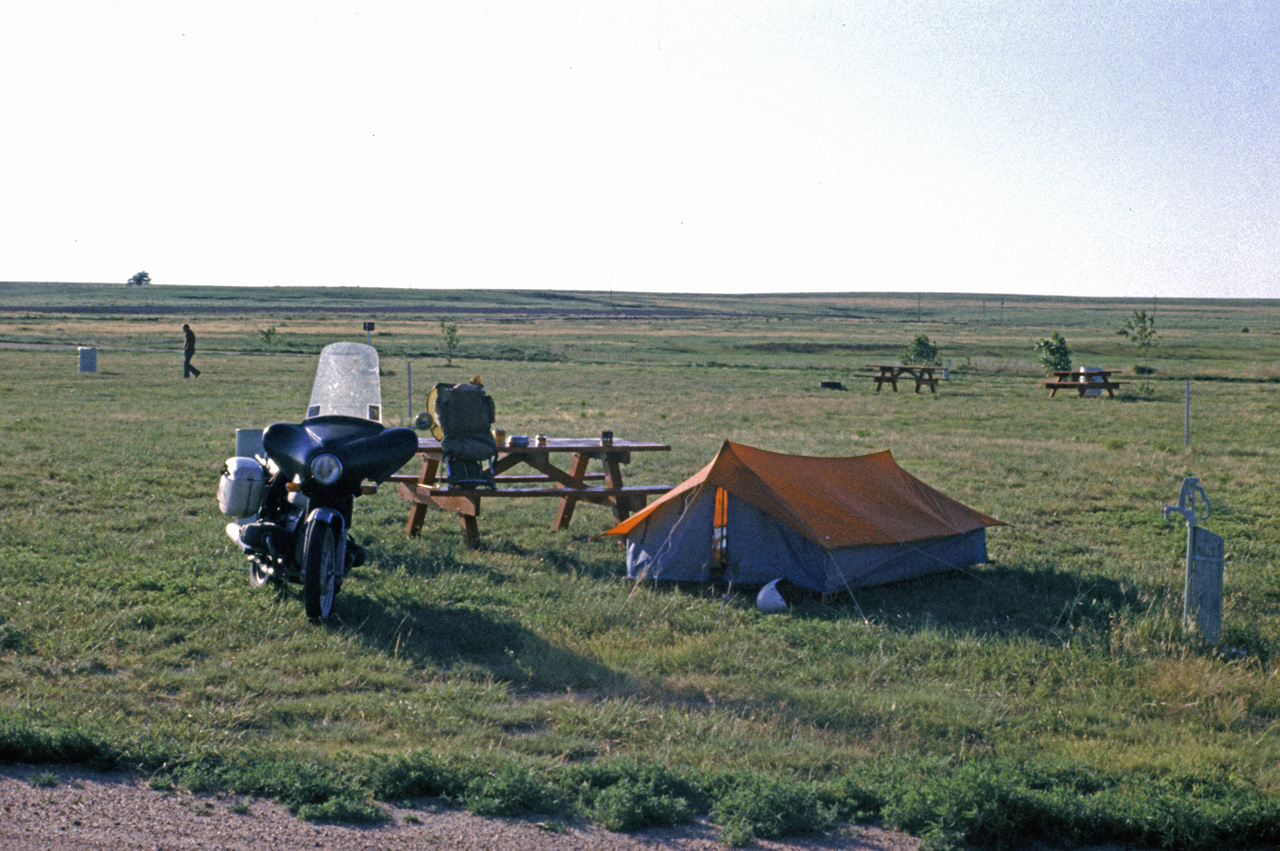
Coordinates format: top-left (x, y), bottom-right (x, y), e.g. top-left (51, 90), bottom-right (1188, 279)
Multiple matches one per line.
top-left (0, 765), bottom-right (920, 851)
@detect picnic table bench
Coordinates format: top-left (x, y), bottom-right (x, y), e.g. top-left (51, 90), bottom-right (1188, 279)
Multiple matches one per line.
top-left (1044, 369), bottom-right (1124, 397)
top-left (868, 364), bottom-right (942, 394)
top-left (392, 436), bottom-right (671, 548)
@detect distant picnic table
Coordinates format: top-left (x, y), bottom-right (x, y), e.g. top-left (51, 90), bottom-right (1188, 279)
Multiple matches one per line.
top-left (868, 364), bottom-right (941, 394)
top-left (392, 436), bottom-right (671, 548)
top-left (1044, 369), bottom-right (1124, 397)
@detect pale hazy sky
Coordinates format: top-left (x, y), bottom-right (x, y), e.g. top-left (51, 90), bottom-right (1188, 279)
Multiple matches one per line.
top-left (3, 2), bottom-right (1277, 297)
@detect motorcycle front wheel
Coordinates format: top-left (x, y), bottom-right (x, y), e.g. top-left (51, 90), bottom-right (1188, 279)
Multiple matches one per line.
top-left (302, 520), bottom-right (337, 622)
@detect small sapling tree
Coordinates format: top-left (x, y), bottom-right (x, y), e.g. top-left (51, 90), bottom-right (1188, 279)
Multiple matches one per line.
top-left (1122, 309), bottom-right (1158, 391)
top-left (440, 318), bottom-right (459, 366)
top-left (1033, 332), bottom-right (1072, 374)
top-left (900, 333), bottom-right (940, 366)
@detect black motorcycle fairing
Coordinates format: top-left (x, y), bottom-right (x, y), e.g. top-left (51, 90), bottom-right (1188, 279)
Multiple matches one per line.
top-left (262, 416), bottom-right (417, 494)
top-left (342, 426), bottom-right (418, 484)
top-left (264, 416), bottom-right (380, 476)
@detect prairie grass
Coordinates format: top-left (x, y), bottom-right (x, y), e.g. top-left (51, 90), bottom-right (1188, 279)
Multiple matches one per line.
top-left (2, 286), bottom-right (1280, 847)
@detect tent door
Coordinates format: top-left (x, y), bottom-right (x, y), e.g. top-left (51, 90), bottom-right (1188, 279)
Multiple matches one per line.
top-left (711, 487), bottom-right (728, 579)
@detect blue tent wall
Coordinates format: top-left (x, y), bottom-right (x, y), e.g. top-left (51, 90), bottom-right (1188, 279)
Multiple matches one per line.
top-left (824, 528), bottom-right (988, 591)
top-left (624, 487), bottom-right (989, 592)
top-left (624, 489), bottom-right (716, 582)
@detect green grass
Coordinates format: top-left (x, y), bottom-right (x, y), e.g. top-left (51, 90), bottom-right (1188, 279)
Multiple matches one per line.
top-left (2, 286), bottom-right (1280, 846)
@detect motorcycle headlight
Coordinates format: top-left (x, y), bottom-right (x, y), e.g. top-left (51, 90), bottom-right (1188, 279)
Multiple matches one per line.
top-left (309, 453), bottom-right (343, 485)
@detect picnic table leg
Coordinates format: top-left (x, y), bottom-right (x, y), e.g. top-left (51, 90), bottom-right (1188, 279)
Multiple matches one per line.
top-left (602, 453), bottom-right (631, 525)
top-left (551, 452), bottom-right (592, 531)
top-left (405, 457), bottom-right (440, 537)
top-left (460, 514), bottom-right (481, 549)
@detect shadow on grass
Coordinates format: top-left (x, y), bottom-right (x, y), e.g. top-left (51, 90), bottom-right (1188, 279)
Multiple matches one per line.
top-left (371, 540), bottom-right (508, 584)
top-left (830, 562), bottom-right (1148, 642)
top-left (473, 534), bottom-right (626, 581)
top-left (696, 561), bottom-right (1149, 647)
top-left (335, 593), bottom-right (617, 691)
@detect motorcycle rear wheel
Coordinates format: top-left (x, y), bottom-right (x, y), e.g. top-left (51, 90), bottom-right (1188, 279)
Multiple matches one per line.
top-left (303, 521), bottom-right (337, 622)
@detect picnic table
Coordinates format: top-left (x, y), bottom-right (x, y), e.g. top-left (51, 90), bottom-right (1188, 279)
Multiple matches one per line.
top-left (868, 364), bottom-right (941, 394)
top-left (1044, 369), bottom-right (1124, 397)
top-left (392, 436), bottom-right (671, 548)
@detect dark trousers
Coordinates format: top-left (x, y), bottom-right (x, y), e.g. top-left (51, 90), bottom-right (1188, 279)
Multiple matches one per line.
top-left (184, 350), bottom-right (200, 378)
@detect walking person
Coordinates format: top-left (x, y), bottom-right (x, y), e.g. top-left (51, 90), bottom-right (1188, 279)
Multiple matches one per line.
top-left (182, 323), bottom-right (201, 378)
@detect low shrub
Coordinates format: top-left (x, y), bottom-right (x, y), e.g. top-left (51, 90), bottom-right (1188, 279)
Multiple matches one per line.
top-left (294, 795), bottom-right (387, 824)
top-left (881, 761), bottom-right (1105, 849)
top-left (901, 334), bottom-right (941, 366)
top-left (878, 759), bottom-right (1280, 851)
top-left (174, 753), bottom-right (368, 821)
top-left (590, 778), bottom-right (694, 832)
top-left (462, 765), bottom-right (562, 817)
top-left (1033, 332), bottom-right (1072, 373)
top-left (0, 714), bottom-right (122, 770)
top-left (817, 774), bottom-right (884, 823)
top-left (569, 759), bottom-right (699, 832)
top-left (710, 774), bottom-right (834, 847)
top-left (30, 770), bottom-right (60, 788)
top-left (367, 750), bottom-right (468, 801)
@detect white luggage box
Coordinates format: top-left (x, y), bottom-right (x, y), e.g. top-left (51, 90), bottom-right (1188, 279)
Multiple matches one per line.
top-left (218, 457), bottom-right (267, 517)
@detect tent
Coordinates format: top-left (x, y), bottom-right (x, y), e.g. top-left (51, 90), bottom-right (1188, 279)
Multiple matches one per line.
top-left (605, 441), bottom-right (1004, 593)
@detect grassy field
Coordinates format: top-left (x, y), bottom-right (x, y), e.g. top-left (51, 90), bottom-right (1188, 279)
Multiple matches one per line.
top-left (3, 283), bottom-right (1280, 848)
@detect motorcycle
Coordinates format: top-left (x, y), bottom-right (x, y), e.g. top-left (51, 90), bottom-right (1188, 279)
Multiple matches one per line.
top-left (217, 342), bottom-right (418, 621)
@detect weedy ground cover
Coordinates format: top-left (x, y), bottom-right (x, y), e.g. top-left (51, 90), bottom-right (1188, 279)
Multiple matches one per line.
top-left (2, 287), bottom-right (1280, 847)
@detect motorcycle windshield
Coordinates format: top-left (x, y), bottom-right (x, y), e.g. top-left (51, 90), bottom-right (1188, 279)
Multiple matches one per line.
top-left (305, 342), bottom-right (383, 422)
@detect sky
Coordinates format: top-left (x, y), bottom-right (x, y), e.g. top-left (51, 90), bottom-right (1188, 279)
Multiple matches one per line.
top-left (2, 1), bottom-right (1277, 298)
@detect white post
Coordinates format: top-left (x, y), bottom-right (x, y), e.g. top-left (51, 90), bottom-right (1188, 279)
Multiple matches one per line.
top-left (407, 361), bottom-right (413, 424)
top-left (1184, 380), bottom-right (1190, 446)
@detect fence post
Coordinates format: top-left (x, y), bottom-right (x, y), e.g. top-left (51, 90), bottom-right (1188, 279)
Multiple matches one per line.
top-left (1184, 380), bottom-right (1190, 446)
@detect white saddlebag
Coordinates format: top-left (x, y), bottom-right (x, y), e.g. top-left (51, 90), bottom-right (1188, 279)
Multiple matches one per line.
top-left (218, 457), bottom-right (267, 518)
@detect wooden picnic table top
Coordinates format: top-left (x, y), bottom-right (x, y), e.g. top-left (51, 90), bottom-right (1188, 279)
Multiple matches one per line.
top-left (414, 436), bottom-right (670, 455)
top-left (867, 364), bottom-right (938, 372)
top-left (1051, 369), bottom-right (1122, 378)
